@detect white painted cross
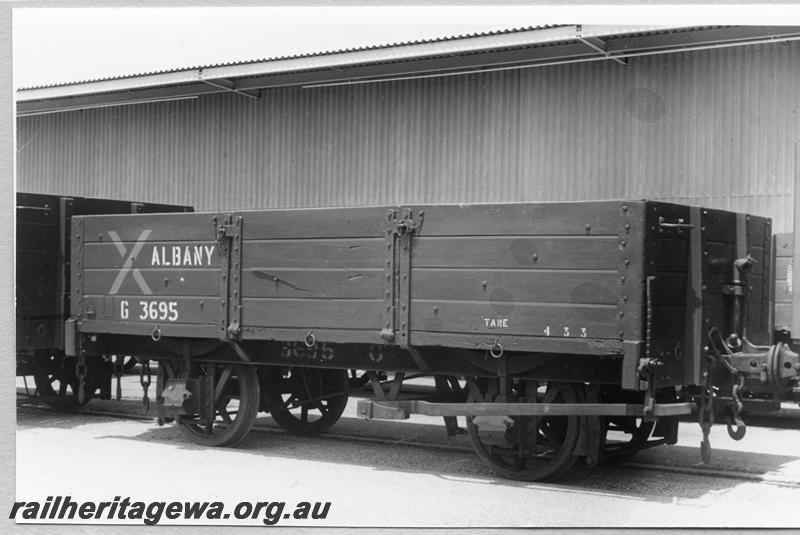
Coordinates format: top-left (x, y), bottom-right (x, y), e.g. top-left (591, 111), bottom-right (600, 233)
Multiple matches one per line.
top-left (108, 229), bottom-right (153, 295)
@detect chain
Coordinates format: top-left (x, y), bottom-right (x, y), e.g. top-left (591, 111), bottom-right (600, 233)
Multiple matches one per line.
top-left (75, 355), bottom-right (88, 405)
top-left (139, 360), bottom-right (152, 413)
top-left (726, 374), bottom-right (747, 440)
top-left (706, 327), bottom-right (748, 442)
top-left (698, 358), bottom-right (715, 464)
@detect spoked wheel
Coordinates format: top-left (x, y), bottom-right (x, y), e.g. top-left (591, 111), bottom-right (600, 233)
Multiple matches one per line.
top-left (467, 381), bottom-right (582, 482)
top-left (178, 362), bottom-right (260, 447)
top-left (267, 367), bottom-right (349, 436)
top-left (32, 354), bottom-right (85, 411)
top-left (348, 369), bottom-right (370, 389)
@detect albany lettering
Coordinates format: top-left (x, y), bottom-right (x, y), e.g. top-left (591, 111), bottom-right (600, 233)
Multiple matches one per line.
top-left (151, 245), bottom-right (215, 267)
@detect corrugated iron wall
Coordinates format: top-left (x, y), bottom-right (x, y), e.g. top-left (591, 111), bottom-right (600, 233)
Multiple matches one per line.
top-left (17, 41), bottom-right (799, 232)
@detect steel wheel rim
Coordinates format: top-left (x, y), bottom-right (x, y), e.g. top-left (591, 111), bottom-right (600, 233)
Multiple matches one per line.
top-left (467, 382), bottom-right (581, 481)
top-left (180, 363), bottom-right (259, 446)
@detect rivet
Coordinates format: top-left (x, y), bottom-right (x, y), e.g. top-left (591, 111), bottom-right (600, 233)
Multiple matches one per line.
top-left (619, 276), bottom-right (625, 283)
top-left (625, 224), bottom-right (631, 231)
top-left (433, 306), bottom-right (439, 314)
top-left (624, 259), bottom-right (630, 266)
top-left (585, 224), bottom-right (591, 231)
top-left (481, 281), bottom-right (488, 289)
top-left (532, 253), bottom-right (539, 262)
top-left (618, 311), bottom-right (625, 318)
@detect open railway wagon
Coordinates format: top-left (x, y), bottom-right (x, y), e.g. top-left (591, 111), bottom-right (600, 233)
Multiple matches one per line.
top-left (16, 192), bottom-right (192, 407)
top-left (66, 200), bottom-right (800, 481)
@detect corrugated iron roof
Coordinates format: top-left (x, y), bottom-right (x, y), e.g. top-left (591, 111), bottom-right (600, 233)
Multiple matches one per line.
top-left (19, 24), bottom-right (567, 90)
top-left (17, 24), bottom-right (800, 115)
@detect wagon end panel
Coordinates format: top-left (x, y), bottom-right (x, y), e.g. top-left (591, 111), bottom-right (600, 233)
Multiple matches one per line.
top-left (72, 212), bottom-right (226, 340)
top-left (744, 214), bottom-right (772, 346)
top-left (674, 205), bottom-right (775, 387)
top-left (16, 193), bottom-right (62, 351)
top-left (238, 206), bottom-right (393, 346)
top-left (643, 201), bottom-right (692, 389)
top-left (405, 201), bottom-right (645, 361)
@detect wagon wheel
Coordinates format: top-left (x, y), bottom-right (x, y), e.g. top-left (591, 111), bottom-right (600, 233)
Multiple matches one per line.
top-left (348, 369), bottom-right (370, 389)
top-left (467, 381), bottom-right (581, 482)
top-left (32, 354), bottom-right (85, 411)
top-left (179, 362), bottom-right (260, 447)
top-left (267, 367), bottom-right (349, 436)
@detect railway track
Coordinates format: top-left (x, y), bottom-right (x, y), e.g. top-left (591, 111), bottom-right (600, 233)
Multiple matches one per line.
top-left (16, 395), bottom-right (800, 489)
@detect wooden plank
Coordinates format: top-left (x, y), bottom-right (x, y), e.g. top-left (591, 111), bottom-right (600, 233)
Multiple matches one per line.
top-left (775, 303), bottom-right (792, 329)
top-left (746, 245), bottom-right (765, 275)
top-left (82, 269), bottom-right (221, 297)
top-left (746, 216), bottom-right (766, 247)
top-left (410, 330), bottom-right (623, 356)
top-left (79, 212), bottom-right (220, 242)
top-left (704, 242), bottom-right (738, 275)
top-left (81, 295), bottom-right (220, 324)
top-left (410, 269), bottom-right (619, 305)
top-left (405, 201), bottom-right (636, 236)
top-left (243, 239), bottom-right (384, 269)
top-left (701, 208), bottom-right (738, 243)
top-left (746, 275), bottom-right (764, 304)
top-left (16, 251), bottom-right (57, 275)
top-left (775, 280), bottom-right (791, 303)
top-left (76, 320), bottom-right (220, 339)
top-left (82, 241), bottom-right (220, 269)
top-left (241, 268), bottom-right (384, 299)
top-left (242, 298), bottom-right (383, 330)
top-left (649, 272), bottom-right (688, 306)
top-left (650, 306), bottom-right (687, 339)
top-left (647, 238), bottom-right (689, 272)
top-left (412, 236), bottom-right (620, 270)
top-left (239, 206), bottom-right (391, 239)
top-left (16, 275), bottom-right (58, 312)
top-left (409, 300), bottom-right (620, 339)
top-left (242, 326), bottom-right (387, 346)
top-left (774, 233), bottom-right (793, 255)
top-left (17, 222), bottom-right (58, 251)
